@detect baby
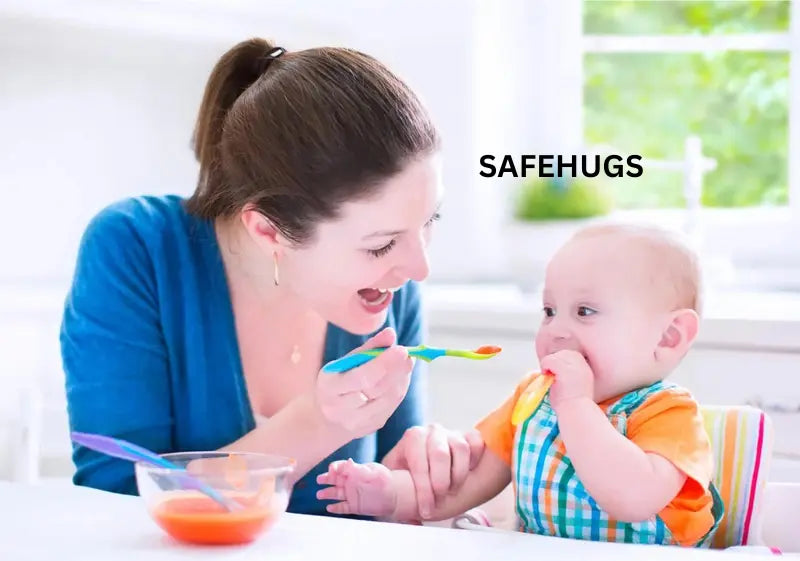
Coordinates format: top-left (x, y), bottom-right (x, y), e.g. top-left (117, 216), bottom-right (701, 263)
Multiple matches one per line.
top-left (317, 223), bottom-right (724, 547)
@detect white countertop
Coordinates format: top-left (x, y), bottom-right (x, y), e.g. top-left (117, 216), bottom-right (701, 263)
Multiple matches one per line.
top-left (0, 481), bottom-right (778, 560)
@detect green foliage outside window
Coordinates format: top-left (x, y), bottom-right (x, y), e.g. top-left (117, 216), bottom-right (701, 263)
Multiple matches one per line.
top-left (583, 0), bottom-right (790, 208)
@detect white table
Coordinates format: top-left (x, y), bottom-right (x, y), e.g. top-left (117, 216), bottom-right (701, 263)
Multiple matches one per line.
top-left (0, 482), bottom-right (775, 560)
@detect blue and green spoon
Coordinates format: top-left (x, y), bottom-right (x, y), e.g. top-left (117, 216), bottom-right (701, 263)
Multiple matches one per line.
top-left (322, 344), bottom-right (502, 374)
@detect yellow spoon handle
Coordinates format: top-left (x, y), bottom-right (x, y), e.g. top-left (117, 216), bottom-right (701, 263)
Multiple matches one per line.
top-left (511, 374), bottom-right (554, 426)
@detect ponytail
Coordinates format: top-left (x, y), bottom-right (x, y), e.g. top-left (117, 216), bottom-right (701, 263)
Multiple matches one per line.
top-left (190, 38), bottom-right (282, 206)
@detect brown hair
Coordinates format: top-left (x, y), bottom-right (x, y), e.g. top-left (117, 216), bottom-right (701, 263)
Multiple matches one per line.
top-left (185, 38), bottom-right (440, 244)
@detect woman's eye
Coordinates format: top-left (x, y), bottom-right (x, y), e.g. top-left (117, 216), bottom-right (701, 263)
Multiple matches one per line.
top-left (577, 306), bottom-right (597, 317)
top-left (367, 239), bottom-right (396, 258)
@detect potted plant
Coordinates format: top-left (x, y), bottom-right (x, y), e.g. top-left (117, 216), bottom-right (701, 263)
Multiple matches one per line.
top-left (507, 175), bottom-right (614, 291)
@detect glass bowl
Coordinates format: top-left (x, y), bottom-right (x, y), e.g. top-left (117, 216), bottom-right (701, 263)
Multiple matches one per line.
top-left (135, 451), bottom-right (295, 545)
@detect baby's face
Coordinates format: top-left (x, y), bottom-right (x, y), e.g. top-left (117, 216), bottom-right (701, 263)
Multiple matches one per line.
top-left (535, 234), bottom-right (673, 402)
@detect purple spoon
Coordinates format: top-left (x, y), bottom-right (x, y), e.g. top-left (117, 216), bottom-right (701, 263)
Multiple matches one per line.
top-left (71, 432), bottom-right (241, 511)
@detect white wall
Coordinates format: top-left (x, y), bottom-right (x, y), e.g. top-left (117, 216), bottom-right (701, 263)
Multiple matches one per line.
top-left (1, 21), bottom-right (204, 284)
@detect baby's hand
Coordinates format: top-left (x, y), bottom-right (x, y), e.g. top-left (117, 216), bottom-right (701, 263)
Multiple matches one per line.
top-left (540, 350), bottom-right (594, 409)
top-left (316, 459), bottom-right (396, 517)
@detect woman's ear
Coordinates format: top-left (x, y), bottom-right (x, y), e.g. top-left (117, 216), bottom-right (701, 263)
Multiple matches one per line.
top-left (240, 205), bottom-right (281, 249)
top-left (654, 308), bottom-right (700, 365)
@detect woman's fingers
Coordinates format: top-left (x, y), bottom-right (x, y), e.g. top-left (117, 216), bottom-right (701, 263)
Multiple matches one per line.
top-left (329, 344), bottom-right (410, 396)
top-left (425, 424), bottom-right (452, 500)
top-left (464, 429), bottom-right (485, 470)
top-left (400, 426), bottom-right (435, 518)
top-left (447, 430), bottom-right (472, 493)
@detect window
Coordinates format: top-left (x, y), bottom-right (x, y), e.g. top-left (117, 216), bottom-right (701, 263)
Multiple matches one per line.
top-left (577, 0), bottom-right (800, 291)
top-left (583, 0), bottom-right (792, 210)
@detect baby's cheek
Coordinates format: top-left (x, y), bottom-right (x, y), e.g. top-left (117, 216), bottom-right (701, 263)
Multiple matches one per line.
top-left (582, 337), bottom-right (613, 369)
top-left (589, 358), bottom-right (610, 383)
top-left (584, 349), bottom-right (618, 389)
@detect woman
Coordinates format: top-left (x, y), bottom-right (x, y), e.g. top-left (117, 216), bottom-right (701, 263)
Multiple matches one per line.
top-left (60, 38), bottom-right (483, 519)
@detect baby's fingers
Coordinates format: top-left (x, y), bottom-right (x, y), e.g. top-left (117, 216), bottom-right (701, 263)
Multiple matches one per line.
top-left (326, 459), bottom-right (350, 476)
top-left (316, 485), bottom-right (346, 502)
top-left (316, 472), bottom-right (334, 486)
top-left (326, 501), bottom-right (353, 515)
top-left (317, 460), bottom-right (348, 488)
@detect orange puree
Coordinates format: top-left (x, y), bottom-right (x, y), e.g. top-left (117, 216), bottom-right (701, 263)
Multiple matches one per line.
top-left (151, 493), bottom-right (277, 545)
top-left (475, 345), bottom-right (501, 354)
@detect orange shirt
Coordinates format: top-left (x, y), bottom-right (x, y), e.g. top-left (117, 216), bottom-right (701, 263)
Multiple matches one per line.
top-left (476, 373), bottom-right (718, 546)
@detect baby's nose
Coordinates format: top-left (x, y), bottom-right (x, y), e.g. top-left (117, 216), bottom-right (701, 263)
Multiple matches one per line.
top-left (546, 336), bottom-right (582, 355)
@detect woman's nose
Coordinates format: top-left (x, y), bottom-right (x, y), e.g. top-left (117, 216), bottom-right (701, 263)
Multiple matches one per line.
top-left (400, 239), bottom-right (430, 282)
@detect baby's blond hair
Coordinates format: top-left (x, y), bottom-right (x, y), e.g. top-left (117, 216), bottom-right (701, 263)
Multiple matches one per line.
top-left (570, 223), bottom-right (703, 316)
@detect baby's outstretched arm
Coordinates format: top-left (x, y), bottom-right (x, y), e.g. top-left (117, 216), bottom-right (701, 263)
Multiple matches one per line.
top-left (317, 450), bottom-right (511, 522)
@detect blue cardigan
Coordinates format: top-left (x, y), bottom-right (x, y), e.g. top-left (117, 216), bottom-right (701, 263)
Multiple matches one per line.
top-left (60, 195), bottom-right (427, 516)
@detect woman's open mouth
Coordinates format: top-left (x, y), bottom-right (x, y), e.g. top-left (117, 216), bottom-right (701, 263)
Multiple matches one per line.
top-left (357, 286), bottom-right (401, 314)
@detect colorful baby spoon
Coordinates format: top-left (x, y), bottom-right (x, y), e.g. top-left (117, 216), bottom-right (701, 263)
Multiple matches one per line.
top-left (511, 372), bottom-right (555, 426)
top-left (70, 432), bottom-right (241, 511)
top-left (321, 344), bottom-right (502, 374)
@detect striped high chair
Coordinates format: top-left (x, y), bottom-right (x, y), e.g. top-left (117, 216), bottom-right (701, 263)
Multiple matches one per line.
top-left (453, 404), bottom-right (774, 550)
top-left (701, 404), bottom-right (773, 548)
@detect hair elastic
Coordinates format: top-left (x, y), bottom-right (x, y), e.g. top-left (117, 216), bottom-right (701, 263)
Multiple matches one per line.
top-left (266, 47), bottom-right (286, 59)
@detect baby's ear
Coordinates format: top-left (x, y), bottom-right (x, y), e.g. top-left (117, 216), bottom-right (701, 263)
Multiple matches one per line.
top-left (655, 309), bottom-right (699, 364)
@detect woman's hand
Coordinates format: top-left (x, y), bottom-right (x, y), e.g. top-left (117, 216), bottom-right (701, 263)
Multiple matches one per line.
top-left (314, 327), bottom-right (413, 440)
top-left (382, 424), bottom-right (485, 519)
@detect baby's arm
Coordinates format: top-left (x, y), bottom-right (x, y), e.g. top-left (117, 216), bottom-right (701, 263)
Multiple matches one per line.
top-left (542, 350), bottom-right (686, 523)
top-left (556, 398), bottom-right (686, 522)
top-left (317, 449), bottom-right (511, 522)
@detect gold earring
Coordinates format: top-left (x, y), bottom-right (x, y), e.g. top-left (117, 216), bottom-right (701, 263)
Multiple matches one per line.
top-left (273, 252), bottom-right (280, 286)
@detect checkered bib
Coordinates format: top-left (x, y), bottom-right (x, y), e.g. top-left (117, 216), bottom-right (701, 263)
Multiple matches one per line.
top-left (512, 380), bottom-right (723, 546)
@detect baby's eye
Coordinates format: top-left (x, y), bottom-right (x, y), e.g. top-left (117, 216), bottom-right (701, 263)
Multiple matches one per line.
top-left (577, 306), bottom-right (597, 317)
top-left (543, 306), bottom-right (556, 318)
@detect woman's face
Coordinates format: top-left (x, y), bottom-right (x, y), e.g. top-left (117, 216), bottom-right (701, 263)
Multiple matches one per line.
top-left (278, 155), bottom-right (443, 335)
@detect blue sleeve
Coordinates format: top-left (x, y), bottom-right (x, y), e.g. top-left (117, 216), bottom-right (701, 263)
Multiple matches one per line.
top-left (60, 202), bottom-right (173, 494)
top-left (375, 280), bottom-right (429, 461)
